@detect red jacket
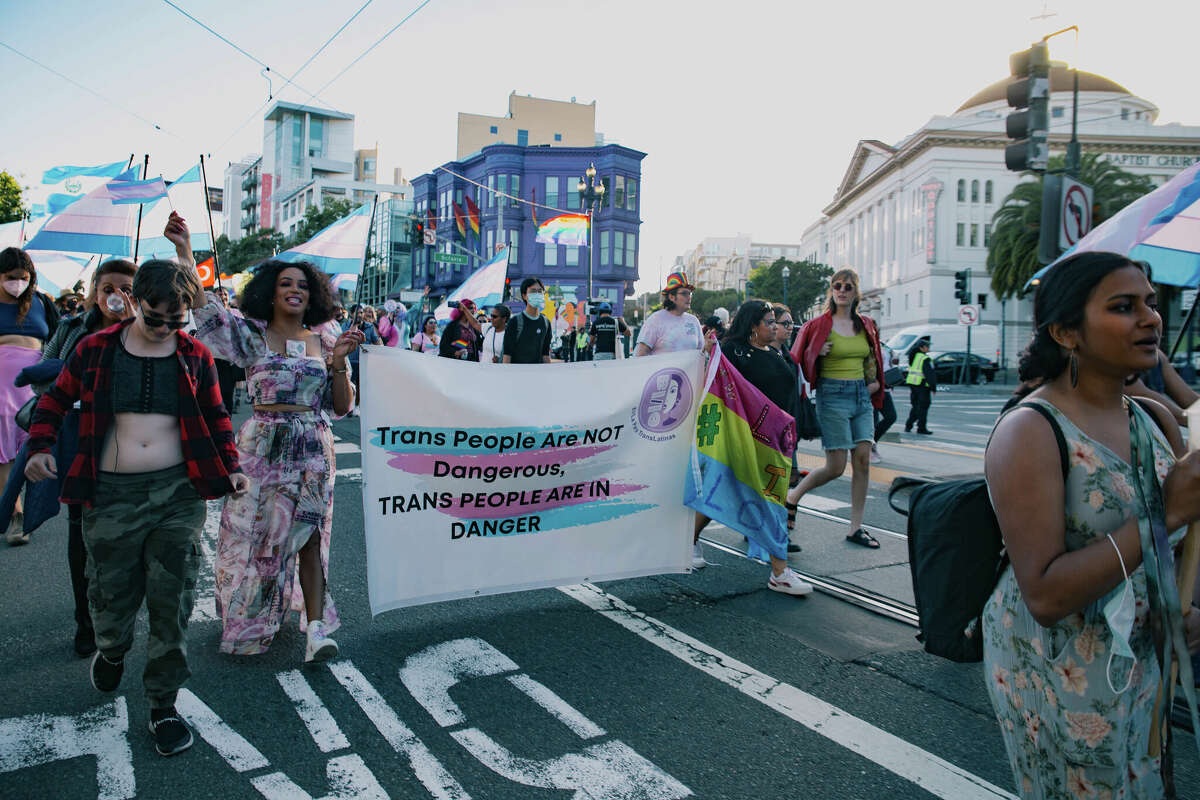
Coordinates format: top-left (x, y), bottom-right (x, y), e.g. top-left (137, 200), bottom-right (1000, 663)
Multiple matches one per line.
top-left (790, 310), bottom-right (886, 409)
top-left (27, 319), bottom-right (241, 505)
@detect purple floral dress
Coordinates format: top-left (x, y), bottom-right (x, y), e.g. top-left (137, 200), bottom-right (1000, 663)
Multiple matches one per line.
top-left (192, 300), bottom-right (342, 655)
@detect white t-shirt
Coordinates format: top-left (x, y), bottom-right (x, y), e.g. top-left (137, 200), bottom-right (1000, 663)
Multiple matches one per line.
top-left (636, 310), bottom-right (703, 354)
top-left (480, 325), bottom-right (505, 364)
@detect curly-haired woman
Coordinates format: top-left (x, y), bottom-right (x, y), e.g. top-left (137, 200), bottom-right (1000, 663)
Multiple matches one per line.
top-left (169, 213), bottom-right (364, 662)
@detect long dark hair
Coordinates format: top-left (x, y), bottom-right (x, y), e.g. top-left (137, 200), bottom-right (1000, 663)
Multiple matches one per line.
top-left (239, 260), bottom-right (338, 326)
top-left (723, 299), bottom-right (772, 347)
top-left (0, 247), bottom-right (36, 322)
top-left (1017, 251), bottom-right (1149, 386)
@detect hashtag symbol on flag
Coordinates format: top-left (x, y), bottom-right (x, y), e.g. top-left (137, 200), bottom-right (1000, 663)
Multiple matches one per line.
top-left (696, 403), bottom-right (721, 447)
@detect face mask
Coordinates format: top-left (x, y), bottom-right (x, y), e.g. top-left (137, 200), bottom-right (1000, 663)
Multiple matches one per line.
top-left (1102, 542), bottom-right (1138, 694)
top-left (527, 292), bottom-right (546, 310)
top-left (2, 280), bottom-right (29, 298)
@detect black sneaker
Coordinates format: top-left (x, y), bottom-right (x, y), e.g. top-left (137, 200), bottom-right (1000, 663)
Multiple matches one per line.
top-left (787, 543), bottom-right (802, 553)
top-left (90, 651), bottom-right (124, 692)
top-left (74, 625), bottom-right (97, 659)
top-left (148, 709), bottom-right (194, 757)
top-left (917, 429), bottom-right (933, 436)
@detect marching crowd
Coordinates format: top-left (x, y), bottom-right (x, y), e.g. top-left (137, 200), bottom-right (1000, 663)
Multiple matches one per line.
top-left (5, 213), bottom-right (1200, 798)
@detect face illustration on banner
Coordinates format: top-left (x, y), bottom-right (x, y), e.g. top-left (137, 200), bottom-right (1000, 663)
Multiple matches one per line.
top-left (638, 369), bottom-right (693, 433)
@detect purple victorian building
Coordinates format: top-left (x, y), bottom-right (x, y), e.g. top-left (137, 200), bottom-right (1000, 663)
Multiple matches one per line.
top-left (410, 143), bottom-right (645, 315)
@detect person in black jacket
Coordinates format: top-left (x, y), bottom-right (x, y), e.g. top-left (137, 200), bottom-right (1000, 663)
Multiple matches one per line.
top-left (439, 298), bottom-right (481, 361)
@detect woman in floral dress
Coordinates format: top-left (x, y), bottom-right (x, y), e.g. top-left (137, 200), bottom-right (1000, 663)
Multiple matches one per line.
top-left (985, 251), bottom-right (1200, 799)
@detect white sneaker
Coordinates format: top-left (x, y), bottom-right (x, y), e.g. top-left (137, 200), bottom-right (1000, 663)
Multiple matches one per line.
top-left (304, 620), bottom-right (339, 663)
top-left (691, 543), bottom-right (707, 570)
top-left (869, 446), bottom-right (882, 464)
top-left (768, 568), bottom-right (813, 596)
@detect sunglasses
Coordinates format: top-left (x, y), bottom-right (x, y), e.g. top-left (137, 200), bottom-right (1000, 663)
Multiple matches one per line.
top-left (832, 282), bottom-right (856, 292)
top-left (139, 303), bottom-right (188, 330)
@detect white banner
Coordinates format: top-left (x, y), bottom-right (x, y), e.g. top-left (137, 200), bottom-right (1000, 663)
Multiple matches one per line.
top-left (359, 346), bottom-right (705, 613)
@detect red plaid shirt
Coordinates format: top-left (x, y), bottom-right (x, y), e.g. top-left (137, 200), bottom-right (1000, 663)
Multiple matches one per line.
top-left (27, 319), bottom-right (241, 505)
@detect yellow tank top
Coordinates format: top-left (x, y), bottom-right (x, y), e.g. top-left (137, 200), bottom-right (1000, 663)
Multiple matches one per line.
top-left (820, 330), bottom-right (869, 379)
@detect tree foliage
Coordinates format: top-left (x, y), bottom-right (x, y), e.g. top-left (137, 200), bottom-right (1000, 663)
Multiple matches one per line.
top-left (987, 153), bottom-right (1155, 300)
top-left (293, 198), bottom-right (355, 245)
top-left (213, 229), bottom-right (286, 274)
top-left (747, 258), bottom-right (833, 321)
top-left (0, 171), bottom-right (26, 224)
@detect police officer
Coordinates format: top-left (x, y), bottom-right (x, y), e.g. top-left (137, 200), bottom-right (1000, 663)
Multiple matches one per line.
top-left (588, 302), bottom-right (628, 360)
top-left (903, 338), bottom-right (936, 435)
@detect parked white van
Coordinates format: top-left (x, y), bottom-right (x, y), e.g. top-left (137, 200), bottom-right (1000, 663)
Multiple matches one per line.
top-left (885, 324), bottom-right (1001, 366)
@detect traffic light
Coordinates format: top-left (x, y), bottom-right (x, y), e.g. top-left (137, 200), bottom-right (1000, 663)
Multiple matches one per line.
top-left (409, 219), bottom-right (423, 246)
top-left (977, 293), bottom-right (988, 311)
top-left (954, 270), bottom-right (970, 304)
top-left (1004, 41), bottom-right (1050, 172)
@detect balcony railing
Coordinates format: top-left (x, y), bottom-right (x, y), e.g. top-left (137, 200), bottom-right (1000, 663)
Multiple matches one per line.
top-left (240, 194), bottom-right (256, 210)
top-left (241, 172), bottom-right (259, 191)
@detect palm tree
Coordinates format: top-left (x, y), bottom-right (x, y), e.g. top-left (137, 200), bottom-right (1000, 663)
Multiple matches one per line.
top-left (987, 153), bottom-right (1155, 299)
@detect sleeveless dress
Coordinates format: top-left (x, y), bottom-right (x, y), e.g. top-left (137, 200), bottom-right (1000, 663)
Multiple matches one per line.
top-left (982, 398), bottom-right (1179, 799)
top-left (192, 299), bottom-right (342, 655)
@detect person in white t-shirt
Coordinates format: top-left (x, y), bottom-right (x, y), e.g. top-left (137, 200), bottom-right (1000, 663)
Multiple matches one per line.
top-left (634, 272), bottom-right (714, 358)
top-left (480, 304), bottom-right (509, 364)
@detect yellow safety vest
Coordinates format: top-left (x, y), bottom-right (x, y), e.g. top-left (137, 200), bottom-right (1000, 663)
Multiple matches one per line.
top-left (906, 352), bottom-right (929, 386)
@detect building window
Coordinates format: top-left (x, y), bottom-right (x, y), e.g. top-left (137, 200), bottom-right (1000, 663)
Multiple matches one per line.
top-left (886, 297), bottom-right (892, 317)
top-left (487, 175), bottom-right (495, 209)
top-left (565, 246), bottom-right (578, 267)
top-left (626, 178), bottom-right (638, 212)
top-left (919, 290), bottom-right (925, 307)
top-left (600, 230), bottom-right (611, 265)
top-left (507, 230), bottom-right (519, 265)
top-left (517, 129), bottom-right (529, 147)
top-left (489, 125), bottom-right (498, 134)
top-left (1052, 106), bottom-right (1065, 118)
top-left (1121, 107), bottom-right (1130, 120)
top-left (545, 176), bottom-right (559, 210)
top-left (291, 117), bottom-right (303, 167)
top-left (956, 223), bottom-right (965, 246)
top-left (554, 133), bottom-right (562, 142)
top-left (309, 118), bottom-right (324, 158)
top-left (985, 180), bottom-right (994, 204)
top-left (509, 174), bottom-right (520, 207)
top-left (613, 176), bottom-right (625, 208)
top-left (971, 180), bottom-right (980, 203)
top-left (957, 179), bottom-right (966, 202)
top-left (905, 293), bottom-right (910, 311)
top-left (625, 232), bottom-right (636, 268)
top-left (567, 177), bottom-right (581, 210)
top-left (970, 224), bottom-right (979, 247)
top-left (544, 243), bottom-right (557, 267)
top-left (455, 188), bottom-right (463, 205)
top-left (487, 230), bottom-right (494, 254)
top-left (600, 177), bottom-right (611, 209)
top-left (614, 231), bottom-right (625, 266)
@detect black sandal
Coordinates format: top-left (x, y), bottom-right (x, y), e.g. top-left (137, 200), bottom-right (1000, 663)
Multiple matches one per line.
top-left (846, 528), bottom-right (880, 549)
top-left (786, 501), bottom-right (798, 530)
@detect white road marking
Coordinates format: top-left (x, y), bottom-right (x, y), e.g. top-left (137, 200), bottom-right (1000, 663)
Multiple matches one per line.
top-left (190, 501), bottom-right (222, 623)
top-left (507, 674), bottom-right (606, 740)
top-left (251, 755), bottom-right (387, 800)
top-left (328, 661), bottom-right (471, 800)
top-left (399, 637), bottom-right (519, 727)
top-left (799, 495), bottom-right (849, 513)
top-left (176, 689), bottom-right (270, 772)
top-left (558, 583), bottom-right (1016, 800)
top-left (0, 697), bottom-right (135, 800)
top-left (335, 468), bottom-right (362, 480)
top-left (334, 441), bottom-right (360, 454)
top-left (276, 670), bottom-right (351, 753)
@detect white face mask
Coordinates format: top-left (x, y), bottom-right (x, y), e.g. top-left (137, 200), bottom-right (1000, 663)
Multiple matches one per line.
top-left (2, 279), bottom-right (29, 298)
top-left (1103, 543), bottom-right (1138, 694)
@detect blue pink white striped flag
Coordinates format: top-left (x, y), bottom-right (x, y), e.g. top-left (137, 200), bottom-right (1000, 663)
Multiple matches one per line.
top-left (276, 203), bottom-right (373, 275)
top-left (105, 176), bottom-right (169, 205)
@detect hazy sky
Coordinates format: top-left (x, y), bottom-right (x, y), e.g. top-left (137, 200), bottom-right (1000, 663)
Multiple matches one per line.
top-left (2, 0), bottom-right (1196, 292)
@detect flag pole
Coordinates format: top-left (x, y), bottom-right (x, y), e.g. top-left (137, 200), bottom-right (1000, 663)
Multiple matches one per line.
top-left (355, 194), bottom-right (379, 306)
top-left (199, 154), bottom-right (224, 294)
top-left (132, 154), bottom-right (149, 261)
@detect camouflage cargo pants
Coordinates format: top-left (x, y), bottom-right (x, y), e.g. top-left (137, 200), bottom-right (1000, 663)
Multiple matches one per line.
top-left (83, 465), bottom-right (205, 709)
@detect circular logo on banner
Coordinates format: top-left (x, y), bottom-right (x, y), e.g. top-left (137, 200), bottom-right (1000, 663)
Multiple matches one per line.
top-left (638, 368), bottom-right (693, 433)
top-left (196, 261), bottom-right (214, 287)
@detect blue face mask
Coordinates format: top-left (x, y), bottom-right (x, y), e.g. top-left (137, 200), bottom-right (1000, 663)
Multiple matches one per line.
top-left (527, 292), bottom-right (545, 310)
top-left (1103, 541), bottom-right (1138, 694)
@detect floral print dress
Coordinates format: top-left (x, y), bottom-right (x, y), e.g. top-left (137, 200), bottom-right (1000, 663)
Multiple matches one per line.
top-left (983, 399), bottom-right (1178, 799)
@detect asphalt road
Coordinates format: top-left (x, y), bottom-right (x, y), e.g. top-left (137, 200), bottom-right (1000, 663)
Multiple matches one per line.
top-left (2, 396), bottom-right (1198, 799)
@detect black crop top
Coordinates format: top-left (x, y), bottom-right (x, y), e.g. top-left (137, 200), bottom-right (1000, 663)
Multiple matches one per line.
top-left (111, 340), bottom-right (179, 415)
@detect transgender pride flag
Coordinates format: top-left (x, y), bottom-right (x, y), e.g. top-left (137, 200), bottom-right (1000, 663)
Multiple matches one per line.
top-left (276, 203), bottom-right (373, 275)
top-left (24, 169), bottom-right (142, 256)
top-left (684, 348), bottom-right (797, 560)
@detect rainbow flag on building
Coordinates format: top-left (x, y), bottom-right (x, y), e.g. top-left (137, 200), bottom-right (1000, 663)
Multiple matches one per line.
top-left (464, 195), bottom-right (481, 235)
top-left (452, 201), bottom-right (467, 237)
top-left (535, 213), bottom-right (589, 247)
top-left (684, 348), bottom-right (797, 560)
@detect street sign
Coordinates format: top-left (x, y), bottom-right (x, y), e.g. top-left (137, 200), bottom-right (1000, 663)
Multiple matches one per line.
top-left (422, 228), bottom-right (435, 246)
top-left (958, 304), bottom-right (980, 326)
top-left (434, 253), bottom-right (468, 265)
top-left (1059, 176), bottom-right (1094, 251)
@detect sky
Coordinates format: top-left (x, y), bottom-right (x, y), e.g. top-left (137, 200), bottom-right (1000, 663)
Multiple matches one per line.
top-left (1, 0), bottom-right (1196, 294)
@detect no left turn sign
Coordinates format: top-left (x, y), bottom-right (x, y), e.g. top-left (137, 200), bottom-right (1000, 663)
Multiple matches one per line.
top-left (958, 305), bottom-right (979, 326)
top-left (1059, 177), bottom-right (1094, 250)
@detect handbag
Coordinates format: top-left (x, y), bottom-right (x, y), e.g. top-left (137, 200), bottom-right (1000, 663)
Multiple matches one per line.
top-left (15, 395), bottom-right (36, 432)
top-left (796, 392), bottom-right (821, 440)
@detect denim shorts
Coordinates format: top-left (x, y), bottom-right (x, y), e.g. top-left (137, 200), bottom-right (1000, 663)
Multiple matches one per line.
top-left (815, 378), bottom-right (874, 451)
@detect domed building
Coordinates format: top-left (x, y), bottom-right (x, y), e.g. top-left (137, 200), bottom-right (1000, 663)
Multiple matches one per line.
top-left (798, 64), bottom-right (1200, 368)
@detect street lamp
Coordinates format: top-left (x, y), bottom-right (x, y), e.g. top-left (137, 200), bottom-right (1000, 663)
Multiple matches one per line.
top-left (781, 265), bottom-right (791, 309)
top-left (577, 162), bottom-right (606, 318)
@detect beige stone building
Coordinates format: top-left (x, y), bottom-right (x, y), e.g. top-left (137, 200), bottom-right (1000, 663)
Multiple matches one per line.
top-left (457, 93), bottom-right (597, 159)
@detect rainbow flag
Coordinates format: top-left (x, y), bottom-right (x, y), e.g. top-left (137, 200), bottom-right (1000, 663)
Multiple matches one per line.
top-left (452, 201), bottom-right (467, 237)
top-left (465, 195), bottom-right (481, 235)
top-left (535, 213), bottom-right (589, 247)
top-left (684, 348), bottom-right (797, 560)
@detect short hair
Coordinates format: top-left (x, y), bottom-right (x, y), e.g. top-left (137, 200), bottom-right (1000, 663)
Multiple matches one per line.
top-left (132, 259), bottom-right (202, 314)
top-left (520, 276), bottom-right (544, 298)
top-left (238, 259), bottom-right (338, 326)
top-left (491, 304), bottom-right (511, 320)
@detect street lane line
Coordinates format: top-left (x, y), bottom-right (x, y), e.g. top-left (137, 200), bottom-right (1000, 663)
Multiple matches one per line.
top-left (176, 689), bottom-right (270, 772)
top-left (795, 453), bottom-right (909, 486)
top-left (190, 501), bottom-right (222, 623)
top-left (335, 441), bottom-right (361, 454)
top-left (798, 495), bottom-right (849, 513)
top-left (336, 467), bottom-right (363, 480)
top-left (507, 674), bottom-right (606, 740)
top-left (883, 441), bottom-right (985, 459)
top-left (329, 661), bottom-right (472, 800)
top-left (276, 670), bottom-right (351, 753)
top-left (558, 583), bottom-right (1016, 800)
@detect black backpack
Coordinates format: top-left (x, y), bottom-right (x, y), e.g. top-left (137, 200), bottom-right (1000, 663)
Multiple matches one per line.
top-left (887, 402), bottom-right (1067, 663)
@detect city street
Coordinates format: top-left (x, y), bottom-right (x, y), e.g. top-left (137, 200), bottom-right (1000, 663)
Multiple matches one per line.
top-left (2, 390), bottom-right (1198, 800)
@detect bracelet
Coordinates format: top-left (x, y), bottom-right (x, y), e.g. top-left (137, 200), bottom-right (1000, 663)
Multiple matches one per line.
top-left (332, 367), bottom-right (349, 375)
top-left (1106, 532), bottom-right (1129, 580)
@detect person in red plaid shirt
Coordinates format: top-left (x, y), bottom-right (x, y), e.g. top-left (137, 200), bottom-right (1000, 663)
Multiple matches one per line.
top-left (25, 258), bottom-right (246, 758)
